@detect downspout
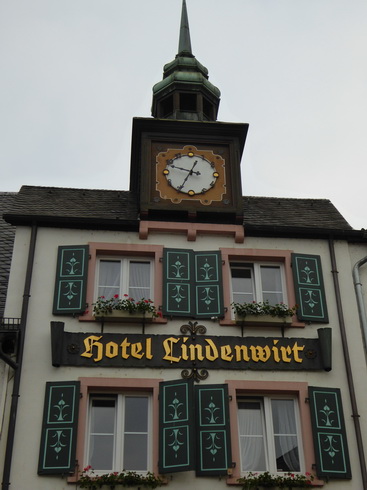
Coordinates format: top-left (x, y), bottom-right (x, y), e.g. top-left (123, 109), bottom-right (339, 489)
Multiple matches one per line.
top-left (2, 223), bottom-right (38, 490)
top-left (352, 256), bottom-right (367, 355)
top-left (329, 238), bottom-right (367, 488)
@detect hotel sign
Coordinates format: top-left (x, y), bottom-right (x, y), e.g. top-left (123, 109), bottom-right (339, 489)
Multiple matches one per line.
top-left (51, 322), bottom-right (331, 371)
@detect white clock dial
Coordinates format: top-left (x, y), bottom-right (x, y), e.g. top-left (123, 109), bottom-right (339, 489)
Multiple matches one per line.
top-left (163, 151), bottom-right (219, 195)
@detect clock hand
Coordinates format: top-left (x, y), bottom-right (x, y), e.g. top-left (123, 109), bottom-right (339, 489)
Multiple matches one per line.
top-left (170, 164), bottom-right (200, 175)
top-left (177, 160), bottom-right (198, 190)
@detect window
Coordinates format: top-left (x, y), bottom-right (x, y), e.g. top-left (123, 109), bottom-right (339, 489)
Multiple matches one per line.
top-left (231, 263), bottom-right (286, 305)
top-left (237, 396), bottom-right (302, 474)
top-left (96, 258), bottom-right (153, 301)
top-left (86, 393), bottom-right (151, 473)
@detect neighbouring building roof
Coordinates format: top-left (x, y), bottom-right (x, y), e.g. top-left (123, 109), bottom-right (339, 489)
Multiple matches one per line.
top-left (2, 185), bottom-right (358, 239)
top-left (0, 193), bottom-right (17, 318)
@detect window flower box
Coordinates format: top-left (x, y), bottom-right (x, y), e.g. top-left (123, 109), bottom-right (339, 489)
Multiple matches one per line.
top-left (232, 301), bottom-right (297, 326)
top-left (235, 313), bottom-right (293, 326)
top-left (93, 295), bottom-right (161, 321)
top-left (238, 470), bottom-right (315, 489)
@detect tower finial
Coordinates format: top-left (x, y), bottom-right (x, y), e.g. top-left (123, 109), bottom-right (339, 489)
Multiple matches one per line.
top-left (178, 0), bottom-right (193, 56)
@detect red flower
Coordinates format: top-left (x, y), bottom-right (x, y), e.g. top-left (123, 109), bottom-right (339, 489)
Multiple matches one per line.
top-left (157, 311), bottom-right (162, 317)
top-left (114, 294), bottom-right (119, 298)
top-left (124, 294), bottom-right (129, 297)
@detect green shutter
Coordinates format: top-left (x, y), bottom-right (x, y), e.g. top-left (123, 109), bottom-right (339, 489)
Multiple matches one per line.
top-left (163, 248), bottom-right (223, 319)
top-left (194, 251), bottom-right (223, 318)
top-left (163, 249), bottom-right (193, 317)
top-left (53, 245), bottom-right (89, 315)
top-left (308, 387), bottom-right (351, 479)
top-left (38, 381), bottom-right (80, 475)
top-left (194, 384), bottom-right (231, 476)
top-left (159, 379), bottom-right (195, 473)
top-left (291, 253), bottom-right (328, 323)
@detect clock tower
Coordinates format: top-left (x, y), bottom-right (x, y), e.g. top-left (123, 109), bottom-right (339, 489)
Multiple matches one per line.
top-left (130, 0), bottom-right (248, 224)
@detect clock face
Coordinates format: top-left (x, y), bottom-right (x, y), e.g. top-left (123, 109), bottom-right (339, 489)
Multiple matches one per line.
top-left (156, 145), bottom-right (226, 205)
top-left (163, 151), bottom-right (219, 196)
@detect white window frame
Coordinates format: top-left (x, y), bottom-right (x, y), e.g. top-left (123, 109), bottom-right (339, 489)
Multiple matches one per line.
top-left (85, 392), bottom-right (152, 474)
top-left (237, 394), bottom-right (304, 475)
top-left (95, 256), bottom-right (154, 302)
top-left (230, 262), bottom-right (287, 305)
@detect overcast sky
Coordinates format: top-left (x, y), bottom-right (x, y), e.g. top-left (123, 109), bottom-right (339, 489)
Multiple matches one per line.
top-left (1, 0), bottom-right (366, 229)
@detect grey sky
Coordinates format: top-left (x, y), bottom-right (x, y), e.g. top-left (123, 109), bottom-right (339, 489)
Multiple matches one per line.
top-left (1, 0), bottom-right (366, 229)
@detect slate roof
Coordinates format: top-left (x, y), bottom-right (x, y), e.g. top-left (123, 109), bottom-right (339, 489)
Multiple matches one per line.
top-left (3, 185), bottom-right (361, 240)
top-left (242, 196), bottom-right (353, 233)
top-left (0, 193), bottom-right (17, 318)
top-left (4, 186), bottom-right (139, 229)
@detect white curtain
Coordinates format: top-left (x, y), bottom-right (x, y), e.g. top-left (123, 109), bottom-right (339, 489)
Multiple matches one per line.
top-left (238, 401), bottom-right (266, 472)
top-left (271, 399), bottom-right (300, 471)
top-left (98, 260), bottom-right (120, 299)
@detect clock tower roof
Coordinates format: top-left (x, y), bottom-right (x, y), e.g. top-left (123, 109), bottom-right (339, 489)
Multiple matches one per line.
top-left (151, 0), bottom-right (220, 121)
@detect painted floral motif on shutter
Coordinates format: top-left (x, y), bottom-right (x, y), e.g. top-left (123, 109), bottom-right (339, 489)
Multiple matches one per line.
top-left (194, 251), bottom-right (223, 317)
top-left (291, 253), bottom-right (328, 323)
top-left (159, 379), bottom-right (195, 473)
top-left (38, 381), bottom-right (80, 474)
top-left (194, 384), bottom-right (231, 476)
top-left (53, 245), bottom-right (89, 315)
top-left (308, 386), bottom-right (351, 479)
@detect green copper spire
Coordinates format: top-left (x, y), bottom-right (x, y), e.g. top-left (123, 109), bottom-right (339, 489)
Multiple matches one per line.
top-left (178, 0), bottom-right (193, 56)
top-left (151, 0), bottom-right (220, 121)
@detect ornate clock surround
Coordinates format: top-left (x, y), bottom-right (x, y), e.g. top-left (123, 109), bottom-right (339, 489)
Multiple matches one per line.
top-left (130, 118), bottom-right (248, 223)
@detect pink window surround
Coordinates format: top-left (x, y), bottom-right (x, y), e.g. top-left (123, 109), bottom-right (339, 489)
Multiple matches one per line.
top-left (226, 380), bottom-right (323, 486)
top-left (139, 220), bottom-right (245, 243)
top-left (220, 247), bottom-right (304, 327)
top-left (68, 377), bottom-right (162, 483)
top-left (79, 242), bottom-right (165, 322)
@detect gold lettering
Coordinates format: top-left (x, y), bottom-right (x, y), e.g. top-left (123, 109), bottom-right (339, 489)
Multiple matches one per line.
top-left (145, 337), bottom-right (153, 360)
top-left (105, 341), bottom-right (118, 359)
top-left (131, 342), bottom-right (144, 359)
top-left (292, 342), bottom-right (304, 363)
top-left (251, 345), bottom-right (271, 362)
top-left (163, 337), bottom-right (181, 363)
top-left (81, 335), bottom-right (103, 363)
top-left (272, 339), bottom-right (281, 362)
top-left (120, 338), bottom-right (131, 359)
top-left (280, 345), bottom-right (292, 362)
top-left (181, 337), bottom-right (189, 361)
top-left (205, 338), bottom-right (219, 361)
top-left (234, 345), bottom-right (250, 361)
top-left (189, 344), bottom-right (204, 361)
top-left (221, 345), bottom-right (233, 362)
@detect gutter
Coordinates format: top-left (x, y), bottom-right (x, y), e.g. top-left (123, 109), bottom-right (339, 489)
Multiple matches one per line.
top-left (352, 256), bottom-right (367, 356)
top-left (329, 238), bottom-right (367, 488)
top-left (2, 223), bottom-right (38, 490)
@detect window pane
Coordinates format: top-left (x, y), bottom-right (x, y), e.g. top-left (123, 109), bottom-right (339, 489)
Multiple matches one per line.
top-left (260, 266), bottom-right (283, 304)
top-left (231, 266), bottom-right (254, 303)
top-left (98, 260), bottom-right (120, 299)
top-left (129, 261), bottom-right (151, 300)
top-left (123, 434), bottom-right (148, 471)
top-left (271, 399), bottom-right (300, 472)
top-left (124, 396), bottom-right (149, 432)
top-left (238, 400), bottom-right (266, 472)
top-left (90, 399), bottom-right (116, 433)
top-left (89, 435), bottom-right (114, 470)
top-left (89, 398), bottom-right (116, 471)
